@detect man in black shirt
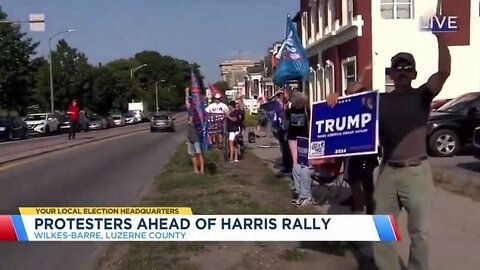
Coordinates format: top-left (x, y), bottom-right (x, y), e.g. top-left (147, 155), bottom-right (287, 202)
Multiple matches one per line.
top-left (286, 91), bottom-right (309, 166)
top-left (327, 28), bottom-right (450, 269)
top-left (225, 101), bottom-right (242, 163)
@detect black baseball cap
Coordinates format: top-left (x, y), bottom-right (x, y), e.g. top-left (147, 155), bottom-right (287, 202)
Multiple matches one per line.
top-left (391, 52), bottom-right (416, 69)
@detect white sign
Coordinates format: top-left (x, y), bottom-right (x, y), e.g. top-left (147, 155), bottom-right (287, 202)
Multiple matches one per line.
top-left (29, 14), bottom-right (45, 32)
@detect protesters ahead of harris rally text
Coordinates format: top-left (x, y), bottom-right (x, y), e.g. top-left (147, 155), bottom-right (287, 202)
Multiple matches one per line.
top-left (327, 22), bottom-right (450, 270)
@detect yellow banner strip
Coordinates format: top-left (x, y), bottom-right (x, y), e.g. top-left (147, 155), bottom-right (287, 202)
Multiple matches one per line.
top-left (19, 207), bottom-right (193, 215)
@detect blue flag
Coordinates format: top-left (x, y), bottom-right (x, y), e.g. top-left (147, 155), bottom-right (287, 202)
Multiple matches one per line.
top-left (259, 99), bottom-right (285, 131)
top-left (273, 15), bottom-right (309, 86)
top-left (189, 68), bottom-right (209, 152)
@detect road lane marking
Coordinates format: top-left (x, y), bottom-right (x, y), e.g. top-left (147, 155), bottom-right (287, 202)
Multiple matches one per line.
top-left (0, 120), bottom-right (187, 172)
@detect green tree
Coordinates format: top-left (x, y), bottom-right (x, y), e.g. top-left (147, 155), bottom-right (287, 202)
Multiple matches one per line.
top-left (212, 80), bottom-right (231, 94)
top-left (0, 7), bottom-right (39, 115)
top-left (34, 39), bottom-right (95, 112)
top-left (90, 67), bottom-right (117, 115)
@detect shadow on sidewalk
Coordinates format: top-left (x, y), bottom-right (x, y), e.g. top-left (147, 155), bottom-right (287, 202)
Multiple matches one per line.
top-left (457, 161), bottom-right (480, 173)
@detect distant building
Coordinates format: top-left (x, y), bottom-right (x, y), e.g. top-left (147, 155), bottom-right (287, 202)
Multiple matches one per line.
top-left (219, 59), bottom-right (257, 89)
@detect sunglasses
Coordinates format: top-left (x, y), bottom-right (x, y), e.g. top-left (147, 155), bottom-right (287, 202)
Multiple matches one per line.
top-left (393, 65), bottom-right (414, 72)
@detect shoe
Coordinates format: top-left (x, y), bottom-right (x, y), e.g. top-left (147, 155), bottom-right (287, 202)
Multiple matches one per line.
top-left (291, 192), bottom-right (299, 203)
top-left (340, 195), bottom-right (353, 206)
top-left (294, 198), bottom-right (314, 207)
top-left (234, 159), bottom-right (239, 163)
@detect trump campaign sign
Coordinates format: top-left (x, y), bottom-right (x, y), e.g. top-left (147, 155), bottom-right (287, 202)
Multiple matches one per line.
top-left (308, 90), bottom-right (379, 159)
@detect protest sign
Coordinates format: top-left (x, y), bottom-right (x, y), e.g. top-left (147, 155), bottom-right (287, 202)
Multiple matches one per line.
top-left (308, 90), bottom-right (379, 159)
top-left (206, 113), bottom-right (225, 135)
top-left (297, 136), bottom-right (309, 167)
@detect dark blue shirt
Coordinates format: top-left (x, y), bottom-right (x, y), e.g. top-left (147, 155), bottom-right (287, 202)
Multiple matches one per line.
top-left (226, 109), bottom-right (242, 132)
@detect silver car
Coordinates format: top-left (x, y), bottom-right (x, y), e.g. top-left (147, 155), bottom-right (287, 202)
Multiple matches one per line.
top-left (112, 114), bottom-right (125, 127)
top-left (150, 114), bottom-right (175, 132)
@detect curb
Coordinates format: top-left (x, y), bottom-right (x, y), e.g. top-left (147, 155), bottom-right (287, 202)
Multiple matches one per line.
top-left (0, 128), bottom-right (148, 167)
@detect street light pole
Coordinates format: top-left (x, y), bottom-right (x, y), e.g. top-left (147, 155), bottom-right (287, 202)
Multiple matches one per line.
top-left (130, 64), bottom-right (147, 79)
top-left (48, 29), bottom-right (75, 113)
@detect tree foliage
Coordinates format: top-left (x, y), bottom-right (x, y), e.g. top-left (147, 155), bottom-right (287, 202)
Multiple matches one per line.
top-left (0, 7), bottom-right (40, 115)
top-left (212, 80), bottom-right (231, 94)
top-left (0, 7), bottom-right (205, 116)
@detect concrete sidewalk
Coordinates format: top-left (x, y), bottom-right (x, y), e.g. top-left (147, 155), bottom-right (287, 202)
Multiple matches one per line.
top-left (248, 136), bottom-right (480, 270)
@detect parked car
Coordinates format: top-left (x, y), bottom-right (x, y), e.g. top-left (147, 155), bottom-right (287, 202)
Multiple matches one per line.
top-left (112, 114), bottom-right (126, 127)
top-left (57, 112), bottom-right (89, 133)
top-left (124, 112), bottom-right (136, 125)
top-left (88, 115), bottom-right (107, 130)
top-left (0, 115), bottom-right (28, 140)
top-left (473, 126), bottom-right (480, 160)
top-left (431, 99), bottom-right (452, 111)
top-left (427, 92), bottom-right (480, 157)
top-left (103, 114), bottom-right (115, 128)
top-left (24, 113), bottom-right (59, 136)
top-left (150, 113), bottom-right (175, 132)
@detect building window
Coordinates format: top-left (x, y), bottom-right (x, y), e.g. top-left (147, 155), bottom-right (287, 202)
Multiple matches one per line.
top-left (347, 0), bottom-right (354, 24)
top-left (301, 11), bottom-right (308, 46)
top-left (330, 0), bottom-right (336, 28)
top-left (325, 64), bottom-right (335, 95)
top-left (385, 68), bottom-right (395, 92)
top-left (322, 0), bottom-right (329, 28)
top-left (342, 56), bottom-right (357, 90)
top-left (314, 1), bottom-right (320, 35)
top-left (317, 66), bottom-right (325, 101)
top-left (307, 7), bottom-right (312, 39)
top-left (381, 0), bottom-right (413, 19)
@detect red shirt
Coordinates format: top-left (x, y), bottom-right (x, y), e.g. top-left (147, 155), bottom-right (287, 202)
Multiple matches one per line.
top-left (67, 103), bottom-right (79, 121)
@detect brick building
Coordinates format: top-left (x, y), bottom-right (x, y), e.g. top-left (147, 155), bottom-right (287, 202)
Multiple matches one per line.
top-left (296, 0), bottom-right (479, 105)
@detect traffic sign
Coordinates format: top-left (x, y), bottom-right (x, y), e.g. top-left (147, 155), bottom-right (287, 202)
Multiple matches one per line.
top-left (29, 14), bottom-right (45, 32)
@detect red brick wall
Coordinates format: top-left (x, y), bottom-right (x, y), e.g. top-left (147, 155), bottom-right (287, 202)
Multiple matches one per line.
top-left (442, 0), bottom-right (470, 46)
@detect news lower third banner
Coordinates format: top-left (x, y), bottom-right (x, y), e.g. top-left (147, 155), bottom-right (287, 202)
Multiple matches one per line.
top-left (309, 90), bottom-right (379, 159)
top-left (0, 207), bottom-right (401, 242)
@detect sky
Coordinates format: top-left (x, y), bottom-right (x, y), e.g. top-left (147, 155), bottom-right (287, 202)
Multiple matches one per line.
top-left (1, 0), bottom-right (299, 83)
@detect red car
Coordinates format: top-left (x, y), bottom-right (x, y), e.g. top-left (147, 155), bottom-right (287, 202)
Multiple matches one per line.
top-left (431, 99), bottom-right (452, 111)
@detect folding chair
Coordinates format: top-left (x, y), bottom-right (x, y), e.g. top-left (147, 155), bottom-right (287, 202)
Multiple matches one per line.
top-left (310, 158), bottom-right (349, 205)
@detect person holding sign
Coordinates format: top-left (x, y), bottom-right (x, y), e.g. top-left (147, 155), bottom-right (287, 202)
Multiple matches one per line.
top-left (327, 5), bottom-right (450, 268)
top-left (341, 81), bottom-right (379, 215)
top-left (286, 91), bottom-right (309, 167)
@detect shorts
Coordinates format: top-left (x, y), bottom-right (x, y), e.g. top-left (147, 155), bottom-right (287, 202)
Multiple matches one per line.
top-left (228, 131), bottom-right (239, 141)
top-left (187, 141), bottom-right (202, 155)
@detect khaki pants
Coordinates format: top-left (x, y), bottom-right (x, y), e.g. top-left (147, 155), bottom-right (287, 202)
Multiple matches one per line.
top-left (373, 160), bottom-right (433, 270)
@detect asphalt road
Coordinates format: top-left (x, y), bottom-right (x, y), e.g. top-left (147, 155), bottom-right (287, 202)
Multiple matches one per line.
top-left (0, 120), bottom-right (188, 270)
